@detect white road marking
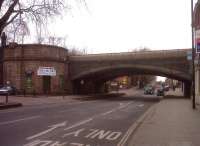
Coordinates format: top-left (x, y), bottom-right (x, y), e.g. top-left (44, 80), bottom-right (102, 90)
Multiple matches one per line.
top-left (24, 101), bottom-right (133, 142)
top-left (63, 102), bottom-right (130, 131)
top-left (85, 129), bottom-right (121, 140)
top-left (117, 103), bottom-right (152, 146)
top-left (137, 104), bottom-right (144, 107)
top-left (101, 102), bottom-right (132, 116)
top-left (67, 101), bottom-right (97, 105)
top-left (24, 139), bottom-right (52, 146)
top-left (117, 121), bottom-right (137, 146)
top-left (63, 128), bottom-right (85, 137)
top-left (106, 132), bottom-right (122, 141)
top-left (0, 116), bottom-right (41, 126)
top-left (119, 103), bottom-right (124, 106)
top-left (64, 118), bottom-right (93, 131)
top-left (27, 121), bottom-right (67, 140)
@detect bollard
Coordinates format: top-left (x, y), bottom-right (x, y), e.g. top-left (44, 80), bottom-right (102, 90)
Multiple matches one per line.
top-left (5, 92), bottom-right (8, 103)
top-left (23, 89), bottom-right (26, 97)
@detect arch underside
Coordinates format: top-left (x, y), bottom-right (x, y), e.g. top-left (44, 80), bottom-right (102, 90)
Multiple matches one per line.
top-left (72, 64), bottom-right (191, 83)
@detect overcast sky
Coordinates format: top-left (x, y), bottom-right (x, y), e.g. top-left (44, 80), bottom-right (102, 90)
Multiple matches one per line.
top-left (44, 0), bottom-right (196, 54)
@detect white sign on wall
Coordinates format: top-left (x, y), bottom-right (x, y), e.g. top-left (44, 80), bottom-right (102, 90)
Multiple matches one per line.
top-left (187, 51), bottom-right (192, 60)
top-left (37, 67), bottom-right (56, 76)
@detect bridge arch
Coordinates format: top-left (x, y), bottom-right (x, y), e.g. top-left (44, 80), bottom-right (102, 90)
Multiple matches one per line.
top-left (72, 64), bottom-right (191, 95)
top-left (69, 49), bottom-right (192, 95)
top-left (72, 64), bottom-right (191, 82)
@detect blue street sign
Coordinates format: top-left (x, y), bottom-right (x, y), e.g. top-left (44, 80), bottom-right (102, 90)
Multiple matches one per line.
top-left (197, 43), bottom-right (200, 53)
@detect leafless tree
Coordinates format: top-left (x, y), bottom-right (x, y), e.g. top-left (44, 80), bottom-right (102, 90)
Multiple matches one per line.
top-left (0, 0), bottom-right (67, 43)
top-left (6, 18), bottom-right (29, 43)
top-left (68, 47), bottom-right (87, 55)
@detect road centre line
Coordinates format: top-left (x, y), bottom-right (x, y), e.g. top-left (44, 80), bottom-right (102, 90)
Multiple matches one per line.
top-left (101, 102), bottom-right (133, 116)
top-left (59, 101), bottom-right (121, 113)
top-left (137, 104), bottom-right (144, 107)
top-left (58, 101), bottom-right (98, 113)
top-left (0, 116), bottom-right (41, 126)
top-left (62, 102), bottom-right (133, 130)
top-left (63, 102), bottom-right (133, 131)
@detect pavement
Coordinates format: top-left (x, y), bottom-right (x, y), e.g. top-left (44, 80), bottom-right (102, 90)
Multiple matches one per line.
top-left (0, 94), bottom-right (90, 107)
top-left (128, 95), bottom-right (200, 146)
top-left (165, 87), bottom-right (184, 97)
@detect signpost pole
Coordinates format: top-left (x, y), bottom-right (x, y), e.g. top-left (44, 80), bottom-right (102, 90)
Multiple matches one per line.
top-left (191, 0), bottom-right (196, 109)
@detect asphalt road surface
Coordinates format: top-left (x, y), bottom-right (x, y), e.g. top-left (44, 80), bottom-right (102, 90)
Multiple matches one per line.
top-left (0, 95), bottom-right (158, 146)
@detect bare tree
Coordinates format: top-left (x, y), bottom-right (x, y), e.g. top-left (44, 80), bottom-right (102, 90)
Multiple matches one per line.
top-left (6, 18), bottom-right (29, 43)
top-left (0, 0), bottom-right (66, 42)
top-left (68, 47), bottom-right (87, 55)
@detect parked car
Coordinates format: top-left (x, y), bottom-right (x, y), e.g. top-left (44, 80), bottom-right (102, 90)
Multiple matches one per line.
top-left (156, 86), bottom-right (165, 96)
top-left (164, 85), bottom-right (170, 91)
top-left (0, 86), bottom-right (17, 95)
top-left (109, 82), bottom-right (119, 91)
top-left (144, 85), bottom-right (154, 95)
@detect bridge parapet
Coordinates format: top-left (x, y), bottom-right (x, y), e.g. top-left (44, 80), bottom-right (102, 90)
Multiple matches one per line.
top-left (70, 49), bottom-right (191, 61)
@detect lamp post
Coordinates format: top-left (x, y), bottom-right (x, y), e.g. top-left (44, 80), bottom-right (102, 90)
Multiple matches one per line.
top-left (191, 0), bottom-right (196, 109)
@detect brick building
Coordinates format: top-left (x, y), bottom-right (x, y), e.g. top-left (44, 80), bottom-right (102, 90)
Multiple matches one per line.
top-left (2, 43), bottom-right (70, 94)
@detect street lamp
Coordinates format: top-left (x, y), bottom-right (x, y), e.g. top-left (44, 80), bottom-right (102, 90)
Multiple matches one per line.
top-left (191, 0), bottom-right (196, 109)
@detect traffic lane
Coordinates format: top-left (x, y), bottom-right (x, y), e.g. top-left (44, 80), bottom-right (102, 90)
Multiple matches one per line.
top-left (0, 99), bottom-right (136, 146)
top-left (0, 94), bottom-right (145, 122)
top-left (0, 94), bottom-right (135, 118)
top-left (0, 100), bottom-right (98, 118)
top-left (0, 97), bottom-right (133, 124)
top-left (23, 101), bottom-right (155, 146)
top-left (60, 103), bottom-right (152, 146)
top-left (0, 93), bottom-right (125, 114)
top-left (0, 99), bottom-right (112, 122)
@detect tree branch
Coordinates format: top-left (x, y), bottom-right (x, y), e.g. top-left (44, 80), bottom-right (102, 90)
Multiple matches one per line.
top-left (0, 0), bottom-right (19, 28)
top-left (4, 13), bottom-right (20, 28)
top-left (0, 0), bottom-right (4, 10)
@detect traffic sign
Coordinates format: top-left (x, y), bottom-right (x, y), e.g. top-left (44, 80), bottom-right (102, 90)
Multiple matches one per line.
top-left (197, 42), bottom-right (200, 53)
top-left (187, 51), bottom-right (192, 60)
top-left (195, 29), bottom-right (200, 53)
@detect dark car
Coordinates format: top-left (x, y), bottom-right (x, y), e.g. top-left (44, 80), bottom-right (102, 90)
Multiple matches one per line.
top-left (156, 86), bottom-right (165, 96)
top-left (144, 85), bottom-right (154, 95)
top-left (0, 86), bottom-right (17, 95)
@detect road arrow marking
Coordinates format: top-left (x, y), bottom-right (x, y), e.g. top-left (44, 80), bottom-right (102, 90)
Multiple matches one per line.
top-left (26, 121), bottom-right (67, 140)
top-left (64, 118), bottom-right (93, 131)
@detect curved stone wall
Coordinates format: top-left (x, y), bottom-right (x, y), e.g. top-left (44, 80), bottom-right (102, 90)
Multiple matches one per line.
top-left (3, 44), bottom-right (70, 94)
